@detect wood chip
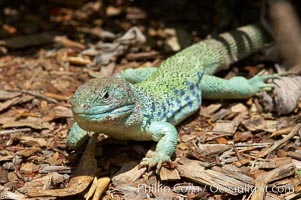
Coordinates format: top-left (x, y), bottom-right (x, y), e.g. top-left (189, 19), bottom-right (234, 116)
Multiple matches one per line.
top-left (92, 177), bottom-right (111, 200)
top-left (211, 108), bottom-right (231, 122)
top-left (43, 92), bottom-right (72, 101)
top-left (178, 158), bottom-right (254, 195)
top-left (0, 155), bottom-right (14, 162)
top-left (54, 36), bottom-right (86, 49)
top-left (197, 144), bottom-right (232, 157)
top-left (7, 172), bottom-right (18, 182)
top-left (234, 131), bottom-right (253, 142)
top-left (53, 106), bottom-right (73, 118)
top-left (233, 159), bottom-right (249, 167)
top-left (20, 162), bottom-right (37, 174)
top-left (269, 126), bottom-right (294, 138)
top-left (0, 190), bottom-right (28, 200)
top-left (159, 167), bottom-right (181, 181)
top-left (212, 120), bottom-right (238, 136)
top-left (19, 136), bottom-right (48, 147)
top-left (39, 166), bottom-right (71, 174)
top-left (257, 123), bottom-right (301, 158)
top-left (230, 103), bottom-right (247, 113)
top-left (106, 6), bottom-right (122, 16)
top-left (16, 146), bottom-right (40, 157)
top-left (68, 56), bottom-right (92, 65)
top-left (2, 117), bottom-right (53, 130)
top-left (0, 97), bottom-right (19, 113)
top-left (112, 161), bottom-right (146, 186)
top-left (0, 167), bottom-right (8, 184)
top-left (243, 117), bottom-right (278, 132)
top-left (18, 172), bottom-right (69, 194)
top-left (256, 157), bottom-right (292, 169)
top-left (200, 103), bottom-right (222, 117)
top-left (278, 149), bottom-right (301, 161)
top-left (0, 90), bottom-right (21, 100)
top-left (84, 177), bottom-right (98, 200)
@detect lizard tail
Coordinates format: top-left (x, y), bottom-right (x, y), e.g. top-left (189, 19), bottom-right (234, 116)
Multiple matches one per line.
top-left (204, 24), bottom-right (272, 74)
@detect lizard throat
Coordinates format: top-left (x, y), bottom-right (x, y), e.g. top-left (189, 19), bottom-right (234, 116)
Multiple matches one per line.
top-left (73, 103), bottom-right (144, 138)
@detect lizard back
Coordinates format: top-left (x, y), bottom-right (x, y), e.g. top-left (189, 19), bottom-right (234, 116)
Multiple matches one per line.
top-left (136, 24), bottom-right (271, 125)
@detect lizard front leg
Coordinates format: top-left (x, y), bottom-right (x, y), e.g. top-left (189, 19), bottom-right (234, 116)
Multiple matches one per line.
top-left (140, 121), bottom-right (178, 172)
top-left (66, 122), bottom-right (89, 149)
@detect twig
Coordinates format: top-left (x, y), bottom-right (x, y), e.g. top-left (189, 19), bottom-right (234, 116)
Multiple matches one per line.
top-left (8, 89), bottom-right (58, 103)
top-left (0, 128), bottom-right (31, 135)
top-left (234, 143), bottom-right (271, 148)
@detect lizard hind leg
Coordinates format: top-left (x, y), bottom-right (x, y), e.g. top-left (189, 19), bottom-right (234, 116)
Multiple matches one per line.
top-left (201, 72), bottom-right (279, 100)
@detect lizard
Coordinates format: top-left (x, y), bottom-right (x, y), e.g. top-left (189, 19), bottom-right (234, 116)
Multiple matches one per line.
top-left (66, 24), bottom-right (277, 172)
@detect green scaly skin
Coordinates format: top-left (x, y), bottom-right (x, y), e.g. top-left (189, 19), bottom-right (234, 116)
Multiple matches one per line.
top-left (67, 24), bottom-right (276, 171)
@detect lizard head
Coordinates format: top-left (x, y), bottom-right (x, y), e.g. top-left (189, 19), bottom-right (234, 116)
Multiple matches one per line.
top-left (71, 77), bottom-right (140, 134)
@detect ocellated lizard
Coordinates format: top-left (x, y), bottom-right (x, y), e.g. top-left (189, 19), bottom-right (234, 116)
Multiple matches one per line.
top-left (67, 24), bottom-right (276, 171)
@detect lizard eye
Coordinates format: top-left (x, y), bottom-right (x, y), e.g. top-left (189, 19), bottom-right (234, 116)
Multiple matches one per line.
top-left (103, 91), bottom-right (109, 99)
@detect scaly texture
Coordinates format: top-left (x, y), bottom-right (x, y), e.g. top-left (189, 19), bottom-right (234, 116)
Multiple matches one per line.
top-left (67, 24), bottom-right (275, 171)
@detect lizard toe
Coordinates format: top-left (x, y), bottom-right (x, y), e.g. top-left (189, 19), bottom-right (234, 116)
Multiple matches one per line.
top-left (259, 83), bottom-right (275, 91)
top-left (141, 157), bottom-right (157, 168)
top-left (251, 74), bottom-right (279, 83)
top-left (260, 74), bottom-right (281, 81)
top-left (140, 152), bottom-right (171, 173)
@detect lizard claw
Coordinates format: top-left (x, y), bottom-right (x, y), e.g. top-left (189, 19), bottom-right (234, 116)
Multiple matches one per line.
top-left (140, 152), bottom-right (171, 173)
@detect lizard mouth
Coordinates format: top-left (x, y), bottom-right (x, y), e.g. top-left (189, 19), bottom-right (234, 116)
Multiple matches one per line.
top-left (72, 104), bottom-right (135, 121)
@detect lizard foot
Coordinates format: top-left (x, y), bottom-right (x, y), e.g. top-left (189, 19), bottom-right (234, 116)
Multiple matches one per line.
top-left (248, 72), bottom-right (280, 93)
top-left (140, 152), bottom-right (171, 173)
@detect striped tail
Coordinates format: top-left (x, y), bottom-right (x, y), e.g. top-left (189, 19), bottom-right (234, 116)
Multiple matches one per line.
top-left (204, 24), bottom-right (272, 75)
